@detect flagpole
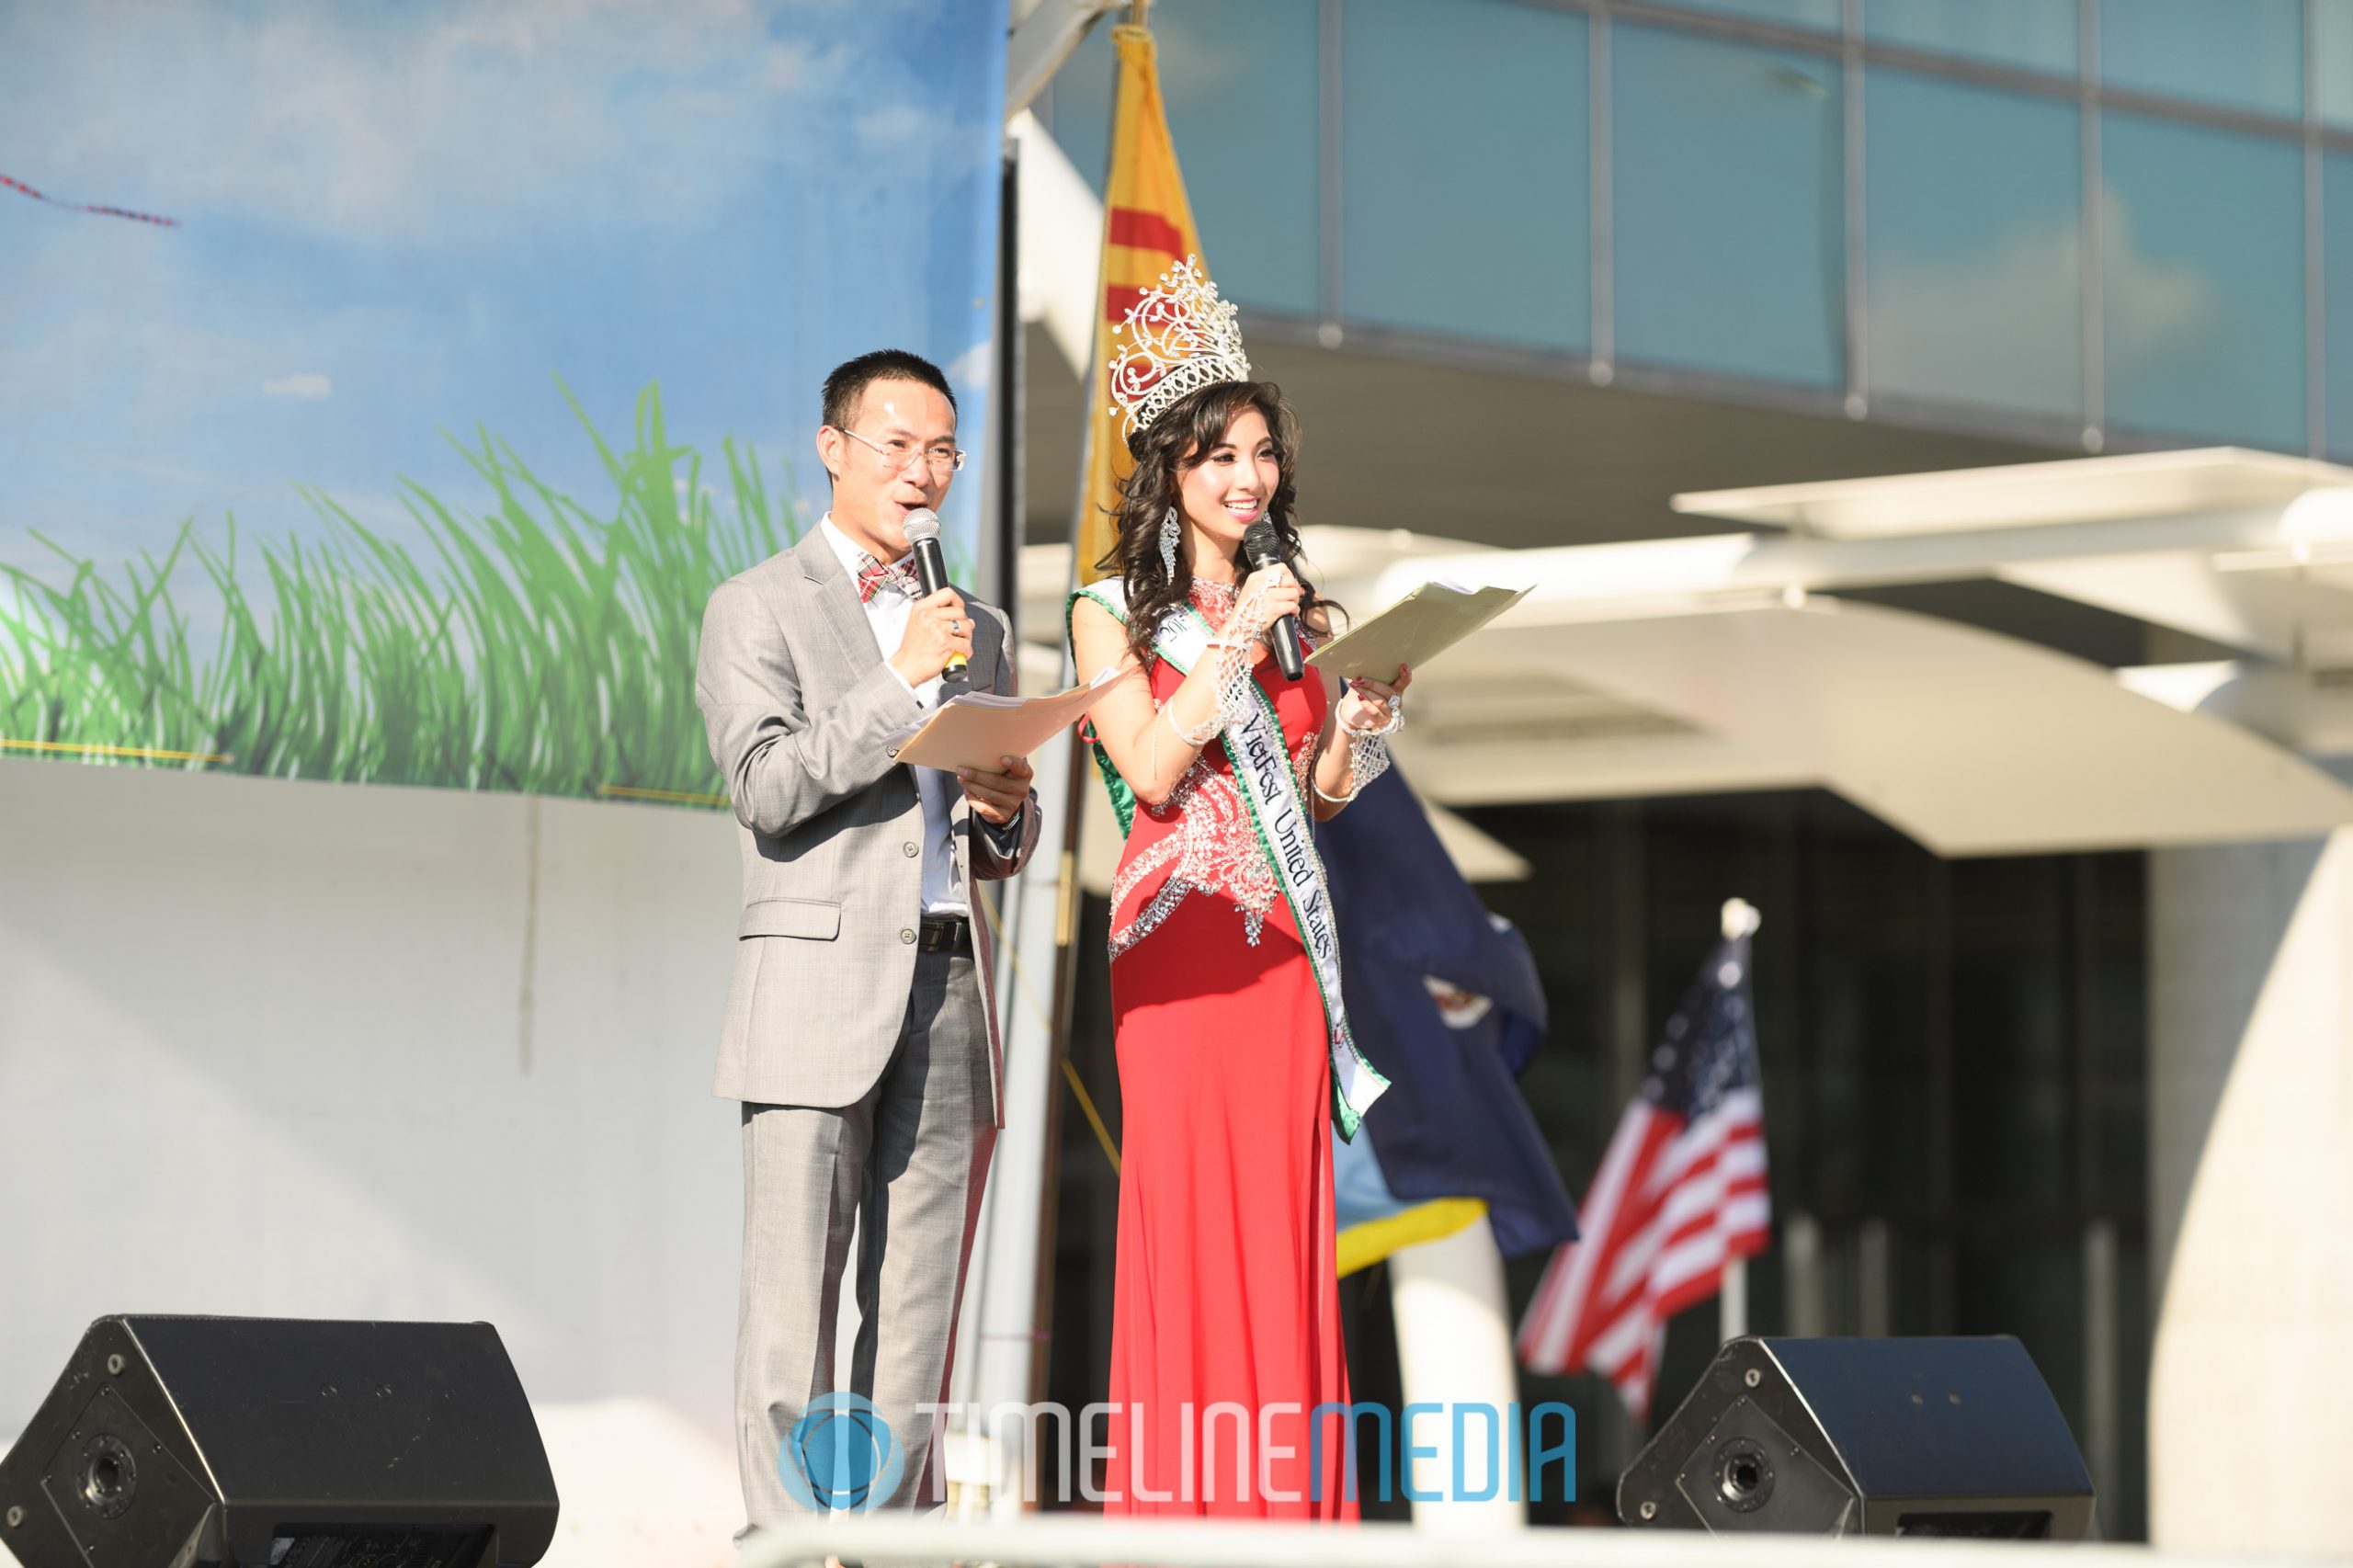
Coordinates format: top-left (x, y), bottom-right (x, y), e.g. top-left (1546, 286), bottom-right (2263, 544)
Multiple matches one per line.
top-left (994, 0), bottom-right (1151, 1471)
top-left (1521, 900), bottom-right (1772, 1417)
top-left (1720, 898), bottom-right (1761, 1344)
top-left (997, 0), bottom-right (1201, 1494)
top-left (946, 3), bottom-right (1134, 1511)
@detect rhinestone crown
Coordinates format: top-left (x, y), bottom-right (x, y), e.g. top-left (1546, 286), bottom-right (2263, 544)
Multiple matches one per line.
top-left (1106, 256), bottom-right (1252, 437)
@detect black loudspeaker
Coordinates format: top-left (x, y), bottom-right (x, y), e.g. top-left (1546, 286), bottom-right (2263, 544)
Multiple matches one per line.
top-left (1620, 1335), bottom-right (2095, 1540)
top-left (0, 1316), bottom-right (559, 1568)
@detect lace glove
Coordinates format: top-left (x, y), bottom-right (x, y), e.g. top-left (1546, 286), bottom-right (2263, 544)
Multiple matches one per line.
top-left (1143, 580), bottom-right (1282, 791)
top-left (1314, 684), bottom-right (1403, 805)
top-left (1171, 576), bottom-right (1279, 747)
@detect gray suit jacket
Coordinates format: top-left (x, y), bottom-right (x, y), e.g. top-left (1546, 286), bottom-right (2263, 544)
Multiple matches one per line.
top-left (696, 526), bottom-right (1040, 1122)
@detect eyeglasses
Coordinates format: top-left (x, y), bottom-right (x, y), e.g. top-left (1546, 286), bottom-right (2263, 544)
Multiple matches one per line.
top-left (835, 426), bottom-right (966, 475)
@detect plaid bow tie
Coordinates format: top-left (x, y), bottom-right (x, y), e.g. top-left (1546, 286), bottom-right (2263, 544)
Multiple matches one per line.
top-left (856, 552), bottom-right (921, 603)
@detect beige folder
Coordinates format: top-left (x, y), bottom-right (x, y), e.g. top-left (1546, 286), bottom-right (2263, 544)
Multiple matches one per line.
top-left (886, 670), bottom-right (1111, 771)
top-left (1307, 578), bottom-right (1533, 681)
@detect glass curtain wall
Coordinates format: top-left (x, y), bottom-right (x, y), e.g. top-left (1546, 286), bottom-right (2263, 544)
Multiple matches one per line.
top-left (1043, 0), bottom-right (2347, 459)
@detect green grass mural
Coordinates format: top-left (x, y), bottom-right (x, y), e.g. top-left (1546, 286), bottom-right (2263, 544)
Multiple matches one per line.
top-left (0, 382), bottom-right (817, 807)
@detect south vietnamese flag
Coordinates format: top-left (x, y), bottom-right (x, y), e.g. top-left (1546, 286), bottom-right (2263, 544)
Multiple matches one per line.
top-left (1074, 22), bottom-right (1208, 584)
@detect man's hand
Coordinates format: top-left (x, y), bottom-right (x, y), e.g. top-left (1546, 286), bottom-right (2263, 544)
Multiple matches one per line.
top-left (890, 587), bottom-right (974, 688)
top-left (959, 753), bottom-right (1033, 827)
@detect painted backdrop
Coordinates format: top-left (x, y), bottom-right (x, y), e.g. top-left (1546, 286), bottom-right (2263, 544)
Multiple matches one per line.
top-left (0, 0), bottom-right (1007, 802)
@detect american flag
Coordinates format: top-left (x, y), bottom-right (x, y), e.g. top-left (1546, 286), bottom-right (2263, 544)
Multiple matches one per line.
top-left (1516, 927), bottom-right (1769, 1416)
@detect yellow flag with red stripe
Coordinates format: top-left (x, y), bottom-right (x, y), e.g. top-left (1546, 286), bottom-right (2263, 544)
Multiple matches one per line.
top-left (1074, 23), bottom-right (1208, 584)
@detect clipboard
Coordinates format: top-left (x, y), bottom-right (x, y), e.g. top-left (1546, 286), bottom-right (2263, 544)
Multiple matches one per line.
top-left (1306, 578), bottom-right (1532, 681)
top-left (886, 670), bottom-right (1111, 772)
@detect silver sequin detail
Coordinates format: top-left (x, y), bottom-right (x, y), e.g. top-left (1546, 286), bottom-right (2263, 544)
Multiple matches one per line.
top-left (1104, 632), bottom-right (1324, 960)
top-left (1107, 754), bottom-right (1275, 957)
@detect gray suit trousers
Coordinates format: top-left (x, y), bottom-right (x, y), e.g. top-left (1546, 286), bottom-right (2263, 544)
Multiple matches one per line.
top-left (736, 947), bottom-right (994, 1527)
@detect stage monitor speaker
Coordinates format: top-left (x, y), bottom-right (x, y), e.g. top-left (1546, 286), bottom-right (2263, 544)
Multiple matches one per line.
top-left (0, 1315), bottom-right (558, 1568)
top-left (1619, 1335), bottom-right (2094, 1540)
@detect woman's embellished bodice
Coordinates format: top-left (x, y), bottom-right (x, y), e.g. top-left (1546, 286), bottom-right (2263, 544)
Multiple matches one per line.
top-left (1107, 584), bottom-right (1326, 961)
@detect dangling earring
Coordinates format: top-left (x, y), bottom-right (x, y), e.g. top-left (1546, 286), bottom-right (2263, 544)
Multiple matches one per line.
top-left (1158, 506), bottom-right (1180, 579)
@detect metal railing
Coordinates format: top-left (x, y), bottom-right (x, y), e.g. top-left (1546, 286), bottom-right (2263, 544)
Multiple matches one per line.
top-left (737, 1513), bottom-right (2333, 1568)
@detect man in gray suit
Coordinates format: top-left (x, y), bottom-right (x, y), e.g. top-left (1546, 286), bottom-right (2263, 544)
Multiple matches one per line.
top-left (696, 348), bottom-right (1040, 1532)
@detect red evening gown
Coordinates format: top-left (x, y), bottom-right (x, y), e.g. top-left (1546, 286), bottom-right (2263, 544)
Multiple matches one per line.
top-left (1099, 596), bottom-right (1357, 1520)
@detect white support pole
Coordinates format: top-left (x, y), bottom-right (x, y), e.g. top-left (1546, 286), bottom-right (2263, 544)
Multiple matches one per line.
top-left (1388, 1215), bottom-right (1526, 1530)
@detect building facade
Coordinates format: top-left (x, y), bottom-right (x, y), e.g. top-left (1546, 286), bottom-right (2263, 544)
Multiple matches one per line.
top-left (1028, 0), bottom-right (2353, 1543)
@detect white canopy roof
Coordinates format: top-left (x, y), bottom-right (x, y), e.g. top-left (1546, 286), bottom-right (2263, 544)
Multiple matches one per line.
top-left (1673, 446), bottom-right (2353, 538)
top-left (1020, 449), bottom-right (2353, 858)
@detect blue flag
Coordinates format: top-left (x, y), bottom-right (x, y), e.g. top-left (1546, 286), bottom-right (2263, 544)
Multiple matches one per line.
top-left (1319, 768), bottom-right (1579, 1271)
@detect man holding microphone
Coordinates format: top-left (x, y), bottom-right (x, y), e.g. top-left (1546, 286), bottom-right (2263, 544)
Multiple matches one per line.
top-left (696, 348), bottom-right (1039, 1532)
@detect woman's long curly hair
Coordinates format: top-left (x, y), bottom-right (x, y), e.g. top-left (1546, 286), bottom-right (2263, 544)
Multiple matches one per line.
top-left (1097, 379), bottom-right (1336, 666)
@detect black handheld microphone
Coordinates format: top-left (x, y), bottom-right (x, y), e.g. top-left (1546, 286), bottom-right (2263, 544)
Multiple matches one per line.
top-left (903, 509), bottom-right (968, 681)
top-left (1243, 518), bottom-right (1305, 682)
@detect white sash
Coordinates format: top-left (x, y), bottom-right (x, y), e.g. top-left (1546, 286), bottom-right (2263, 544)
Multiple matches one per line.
top-left (1071, 582), bottom-right (1391, 1138)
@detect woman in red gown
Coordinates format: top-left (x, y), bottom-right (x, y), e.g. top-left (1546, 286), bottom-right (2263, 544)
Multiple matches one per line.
top-left (1069, 286), bottom-right (1410, 1519)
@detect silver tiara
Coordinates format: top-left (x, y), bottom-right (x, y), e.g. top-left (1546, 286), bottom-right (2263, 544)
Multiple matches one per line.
top-left (1106, 256), bottom-right (1252, 437)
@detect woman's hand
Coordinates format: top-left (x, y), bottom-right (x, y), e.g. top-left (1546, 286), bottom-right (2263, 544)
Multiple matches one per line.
top-left (1230, 562), bottom-right (1304, 651)
top-left (1336, 664), bottom-right (1412, 733)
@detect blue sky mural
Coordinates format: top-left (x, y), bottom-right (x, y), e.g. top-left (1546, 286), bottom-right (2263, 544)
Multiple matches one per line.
top-left (0, 0), bottom-right (1005, 581)
top-left (0, 0), bottom-right (1007, 799)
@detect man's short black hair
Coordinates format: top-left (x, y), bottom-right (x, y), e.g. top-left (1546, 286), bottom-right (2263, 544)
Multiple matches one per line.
top-left (822, 349), bottom-right (958, 433)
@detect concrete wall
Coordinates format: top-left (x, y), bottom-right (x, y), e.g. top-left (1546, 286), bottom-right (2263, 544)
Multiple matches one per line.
top-left (34, 745), bottom-right (2353, 1554)
top-left (2149, 821), bottom-right (2353, 1554)
top-left (0, 756), bottom-right (749, 1561)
